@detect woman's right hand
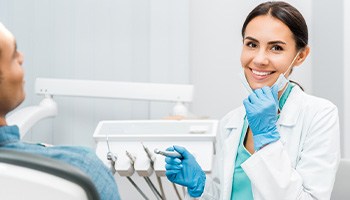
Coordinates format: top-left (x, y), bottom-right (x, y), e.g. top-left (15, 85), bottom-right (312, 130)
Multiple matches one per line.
top-left (243, 85), bottom-right (280, 150)
top-left (165, 145), bottom-right (206, 198)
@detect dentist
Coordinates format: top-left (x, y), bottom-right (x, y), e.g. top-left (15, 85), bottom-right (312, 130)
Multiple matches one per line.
top-left (164, 1), bottom-right (340, 200)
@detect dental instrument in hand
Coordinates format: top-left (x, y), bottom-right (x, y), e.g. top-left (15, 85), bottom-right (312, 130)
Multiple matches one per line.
top-left (155, 147), bottom-right (185, 199)
top-left (154, 148), bottom-right (183, 158)
top-left (154, 148), bottom-right (183, 199)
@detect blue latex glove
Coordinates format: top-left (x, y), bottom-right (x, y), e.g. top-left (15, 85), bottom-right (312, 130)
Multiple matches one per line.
top-left (243, 85), bottom-right (280, 151)
top-left (164, 145), bottom-right (206, 197)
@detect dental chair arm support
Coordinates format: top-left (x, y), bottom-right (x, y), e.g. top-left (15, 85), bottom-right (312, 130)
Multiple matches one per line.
top-left (7, 96), bottom-right (58, 138)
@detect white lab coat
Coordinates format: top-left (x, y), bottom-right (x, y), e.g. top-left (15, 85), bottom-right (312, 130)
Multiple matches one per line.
top-left (200, 86), bottom-right (340, 200)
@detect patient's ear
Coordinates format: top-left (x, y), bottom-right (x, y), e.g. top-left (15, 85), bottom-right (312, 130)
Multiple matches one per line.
top-left (294, 46), bottom-right (310, 66)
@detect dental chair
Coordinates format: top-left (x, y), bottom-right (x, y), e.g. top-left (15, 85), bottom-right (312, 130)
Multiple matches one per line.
top-left (0, 149), bottom-right (100, 200)
top-left (331, 159), bottom-right (350, 200)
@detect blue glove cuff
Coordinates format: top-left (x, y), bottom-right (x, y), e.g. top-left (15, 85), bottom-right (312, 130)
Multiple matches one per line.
top-left (188, 170), bottom-right (206, 197)
top-left (253, 130), bottom-right (280, 151)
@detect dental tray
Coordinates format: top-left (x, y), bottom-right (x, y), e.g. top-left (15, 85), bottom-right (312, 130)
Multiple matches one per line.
top-left (93, 120), bottom-right (218, 176)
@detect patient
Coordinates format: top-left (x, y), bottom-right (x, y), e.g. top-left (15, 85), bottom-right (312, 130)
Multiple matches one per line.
top-left (0, 22), bottom-right (120, 200)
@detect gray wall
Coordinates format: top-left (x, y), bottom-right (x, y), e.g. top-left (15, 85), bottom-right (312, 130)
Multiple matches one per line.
top-left (344, 0), bottom-right (350, 158)
top-left (312, 0), bottom-right (344, 156)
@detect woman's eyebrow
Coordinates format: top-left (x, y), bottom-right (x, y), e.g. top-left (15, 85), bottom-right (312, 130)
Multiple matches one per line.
top-left (244, 36), bottom-right (287, 45)
top-left (267, 40), bottom-right (287, 45)
top-left (244, 36), bottom-right (258, 43)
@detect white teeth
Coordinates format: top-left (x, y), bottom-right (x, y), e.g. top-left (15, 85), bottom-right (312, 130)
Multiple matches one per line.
top-left (252, 69), bottom-right (272, 76)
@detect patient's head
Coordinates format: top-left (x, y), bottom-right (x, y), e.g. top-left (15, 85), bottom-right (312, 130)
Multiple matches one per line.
top-left (0, 22), bottom-right (25, 125)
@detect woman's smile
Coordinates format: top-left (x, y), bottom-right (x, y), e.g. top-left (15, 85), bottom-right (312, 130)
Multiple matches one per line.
top-left (248, 67), bottom-right (277, 81)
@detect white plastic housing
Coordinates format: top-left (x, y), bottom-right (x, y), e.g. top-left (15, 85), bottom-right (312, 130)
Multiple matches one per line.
top-left (94, 120), bottom-right (218, 176)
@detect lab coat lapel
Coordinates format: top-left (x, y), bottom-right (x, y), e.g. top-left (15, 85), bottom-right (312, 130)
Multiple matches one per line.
top-left (278, 86), bottom-right (303, 127)
top-left (222, 107), bottom-right (245, 200)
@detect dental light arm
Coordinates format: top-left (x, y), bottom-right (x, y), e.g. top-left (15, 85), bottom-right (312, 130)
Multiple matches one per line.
top-left (7, 77), bottom-right (194, 138)
top-left (35, 78), bottom-right (193, 103)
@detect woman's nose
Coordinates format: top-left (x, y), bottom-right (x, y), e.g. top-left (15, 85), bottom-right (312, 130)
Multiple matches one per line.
top-left (253, 50), bottom-right (269, 66)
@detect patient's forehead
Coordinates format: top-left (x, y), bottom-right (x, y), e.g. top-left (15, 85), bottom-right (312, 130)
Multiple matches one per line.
top-left (0, 22), bottom-right (14, 39)
top-left (0, 22), bottom-right (15, 61)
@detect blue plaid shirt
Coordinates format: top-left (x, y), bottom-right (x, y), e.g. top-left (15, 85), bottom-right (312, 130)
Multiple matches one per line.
top-left (0, 125), bottom-right (120, 200)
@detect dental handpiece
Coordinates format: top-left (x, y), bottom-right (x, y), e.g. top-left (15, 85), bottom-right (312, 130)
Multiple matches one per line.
top-left (154, 148), bottom-right (182, 158)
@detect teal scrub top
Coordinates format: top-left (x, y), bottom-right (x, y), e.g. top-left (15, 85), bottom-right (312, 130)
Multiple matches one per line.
top-left (230, 83), bottom-right (294, 200)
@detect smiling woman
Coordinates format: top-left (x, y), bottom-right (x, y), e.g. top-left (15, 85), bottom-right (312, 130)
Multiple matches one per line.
top-left (163, 1), bottom-right (340, 200)
top-left (240, 5), bottom-right (309, 94)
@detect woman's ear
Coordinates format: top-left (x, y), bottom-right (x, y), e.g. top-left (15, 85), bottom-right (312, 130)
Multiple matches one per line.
top-left (294, 46), bottom-right (310, 66)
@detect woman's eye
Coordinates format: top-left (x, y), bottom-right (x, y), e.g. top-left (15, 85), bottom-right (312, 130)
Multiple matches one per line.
top-left (246, 42), bottom-right (257, 48)
top-left (271, 45), bottom-right (283, 51)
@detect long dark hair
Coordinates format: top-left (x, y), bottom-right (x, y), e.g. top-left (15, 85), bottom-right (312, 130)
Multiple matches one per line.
top-left (241, 2), bottom-right (308, 90)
